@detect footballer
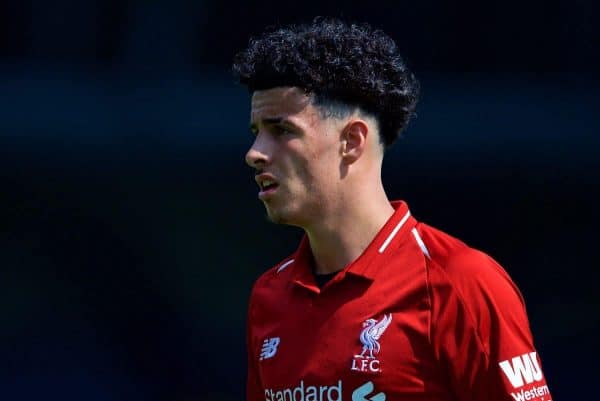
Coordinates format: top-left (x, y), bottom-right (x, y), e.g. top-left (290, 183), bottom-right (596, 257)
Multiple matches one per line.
top-left (233, 18), bottom-right (552, 401)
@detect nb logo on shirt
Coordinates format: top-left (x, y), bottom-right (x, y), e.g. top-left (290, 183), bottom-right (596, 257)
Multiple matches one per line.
top-left (352, 381), bottom-right (386, 401)
top-left (260, 337), bottom-right (280, 360)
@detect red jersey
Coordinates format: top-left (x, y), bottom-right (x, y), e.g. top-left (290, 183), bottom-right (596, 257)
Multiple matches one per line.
top-left (247, 201), bottom-right (552, 401)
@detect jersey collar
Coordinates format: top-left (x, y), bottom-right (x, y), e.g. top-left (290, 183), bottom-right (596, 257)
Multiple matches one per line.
top-left (289, 200), bottom-right (417, 290)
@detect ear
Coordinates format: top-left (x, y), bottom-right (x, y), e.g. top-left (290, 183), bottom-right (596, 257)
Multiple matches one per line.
top-left (340, 120), bottom-right (369, 164)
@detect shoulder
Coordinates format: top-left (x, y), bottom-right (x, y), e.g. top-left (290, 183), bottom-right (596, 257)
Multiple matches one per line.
top-left (415, 224), bottom-right (547, 399)
top-left (418, 223), bottom-right (543, 379)
top-left (418, 222), bottom-right (523, 303)
top-left (419, 223), bottom-right (533, 345)
top-left (417, 222), bottom-right (528, 336)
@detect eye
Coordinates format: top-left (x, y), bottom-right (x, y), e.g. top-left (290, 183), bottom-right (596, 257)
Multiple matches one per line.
top-left (273, 125), bottom-right (293, 136)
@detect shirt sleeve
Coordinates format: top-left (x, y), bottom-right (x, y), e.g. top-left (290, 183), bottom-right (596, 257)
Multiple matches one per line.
top-left (429, 249), bottom-right (552, 401)
top-left (246, 289), bottom-right (264, 401)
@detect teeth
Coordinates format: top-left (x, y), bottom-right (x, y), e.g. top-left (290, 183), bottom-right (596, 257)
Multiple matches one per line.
top-left (263, 180), bottom-right (274, 188)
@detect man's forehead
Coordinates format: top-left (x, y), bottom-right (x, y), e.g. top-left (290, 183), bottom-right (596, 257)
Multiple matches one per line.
top-left (251, 87), bottom-right (312, 121)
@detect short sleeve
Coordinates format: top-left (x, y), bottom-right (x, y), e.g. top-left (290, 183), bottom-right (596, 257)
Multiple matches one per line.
top-left (429, 249), bottom-right (552, 401)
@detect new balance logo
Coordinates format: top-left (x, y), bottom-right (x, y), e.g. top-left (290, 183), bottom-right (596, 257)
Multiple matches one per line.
top-left (499, 352), bottom-right (544, 388)
top-left (260, 337), bottom-right (280, 360)
top-left (352, 381), bottom-right (386, 401)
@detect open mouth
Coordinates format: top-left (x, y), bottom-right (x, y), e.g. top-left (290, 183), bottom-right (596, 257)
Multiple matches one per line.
top-left (259, 179), bottom-right (279, 198)
top-left (261, 180), bottom-right (278, 191)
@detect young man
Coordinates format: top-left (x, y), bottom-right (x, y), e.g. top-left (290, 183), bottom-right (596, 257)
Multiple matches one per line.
top-left (233, 18), bottom-right (552, 401)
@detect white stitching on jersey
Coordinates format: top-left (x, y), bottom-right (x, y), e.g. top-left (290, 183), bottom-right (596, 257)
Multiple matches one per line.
top-left (411, 227), bottom-right (431, 259)
top-left (277, 259), bottom-right (295, 273)
top-left (378, 210), bottom-right (411, 253)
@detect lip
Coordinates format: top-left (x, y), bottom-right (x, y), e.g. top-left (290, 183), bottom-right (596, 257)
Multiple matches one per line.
top-left (255, 173), bottom-right (276, 186)
top-left (258, 185), bottom-right (279, 200)
top-left (255, 173), bottom-right (279, 199)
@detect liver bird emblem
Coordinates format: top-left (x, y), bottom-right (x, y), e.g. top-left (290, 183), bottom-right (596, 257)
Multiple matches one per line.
top-left (355, 314), bottom-right (393, 359)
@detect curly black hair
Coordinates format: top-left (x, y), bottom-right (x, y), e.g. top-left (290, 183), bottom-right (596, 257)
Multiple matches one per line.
top-left (232, 17), bottom-right (420, 147)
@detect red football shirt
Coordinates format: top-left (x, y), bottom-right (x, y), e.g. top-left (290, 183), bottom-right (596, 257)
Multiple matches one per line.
top-left (247, 201), bottom-right (552, 401)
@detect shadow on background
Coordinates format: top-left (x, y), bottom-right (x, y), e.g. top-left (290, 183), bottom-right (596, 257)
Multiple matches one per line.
top-left (1, 1), bottom-right (599, 400)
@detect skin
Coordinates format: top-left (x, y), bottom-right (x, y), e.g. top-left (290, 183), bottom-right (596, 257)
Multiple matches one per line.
top-left (246, 87), bottom-right (395, 275)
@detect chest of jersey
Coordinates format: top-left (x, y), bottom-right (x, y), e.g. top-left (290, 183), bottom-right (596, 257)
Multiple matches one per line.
top-left (251, 261), bottom-right (448, 400)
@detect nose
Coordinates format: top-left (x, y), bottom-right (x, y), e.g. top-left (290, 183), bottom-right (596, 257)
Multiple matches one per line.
top-left (245, 132), bottom-right (270, 168)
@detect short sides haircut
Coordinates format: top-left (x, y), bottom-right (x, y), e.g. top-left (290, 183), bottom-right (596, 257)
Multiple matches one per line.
top-left (232, 17), bottom-right (420, 147)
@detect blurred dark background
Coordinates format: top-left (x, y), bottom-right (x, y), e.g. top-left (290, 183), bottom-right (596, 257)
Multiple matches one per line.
top-left (1, 1), bottom-right (598, 400)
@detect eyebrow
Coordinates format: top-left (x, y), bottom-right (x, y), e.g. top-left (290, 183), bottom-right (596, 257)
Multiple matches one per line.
top-left (249, 117), bottom-right (299, 131)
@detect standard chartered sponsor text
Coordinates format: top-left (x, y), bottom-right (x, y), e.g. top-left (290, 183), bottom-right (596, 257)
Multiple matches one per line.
top-left (264, 380), bottom-right (342, 401)
top-left (510, 384), bottom-right (551, 401)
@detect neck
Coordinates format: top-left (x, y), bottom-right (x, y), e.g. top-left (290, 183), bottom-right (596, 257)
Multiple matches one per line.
top-left (305, 182), bottom-right (394, 275)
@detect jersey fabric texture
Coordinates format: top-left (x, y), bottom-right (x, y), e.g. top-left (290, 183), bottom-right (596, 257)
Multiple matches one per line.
top-left (246, 201), bottom-right (552, 401)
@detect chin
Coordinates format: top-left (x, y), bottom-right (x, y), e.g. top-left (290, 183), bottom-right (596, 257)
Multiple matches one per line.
top-left (264, 203), bottom-right (298, 226)
top-left (265, 209), bottom-right (289, 225)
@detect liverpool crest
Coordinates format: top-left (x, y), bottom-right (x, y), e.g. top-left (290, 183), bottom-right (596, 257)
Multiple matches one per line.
top-left (351, 314), bottom-right (392, 373)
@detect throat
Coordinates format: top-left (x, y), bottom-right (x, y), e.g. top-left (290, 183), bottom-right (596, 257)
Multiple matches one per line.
top-left (305, 197), bottom-right (394, 275)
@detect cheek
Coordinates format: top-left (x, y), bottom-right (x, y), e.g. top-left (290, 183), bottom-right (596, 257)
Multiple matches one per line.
top-left (303, 156), bottom-right (338, 192)
top-left (313, 143), bottom-right (341, 178)
top-left (286, 139), bottom-right (339, 189)
top-left (285, 158), bottom-right (319, 194)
